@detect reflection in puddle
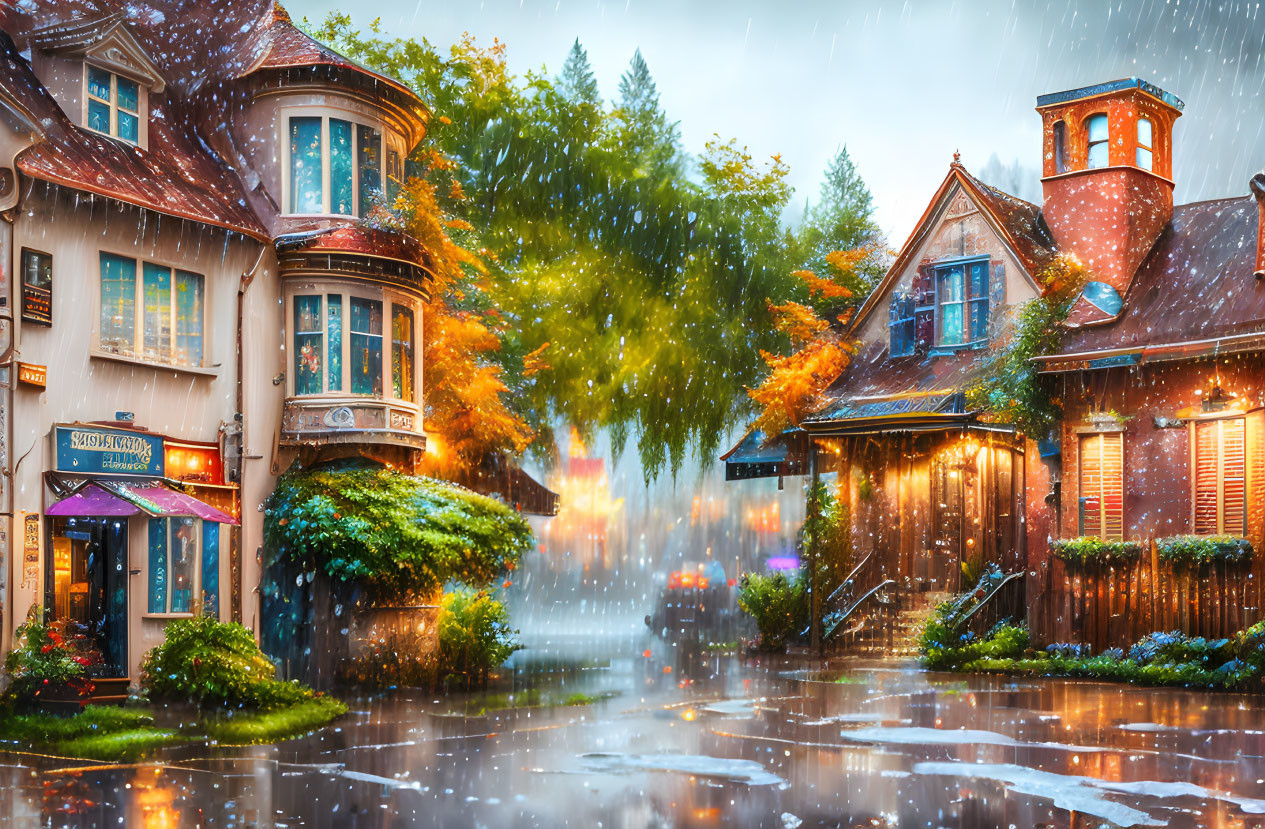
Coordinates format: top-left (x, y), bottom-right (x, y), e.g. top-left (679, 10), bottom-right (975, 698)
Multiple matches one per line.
top-left (578, 751), bottom-right (788, 787)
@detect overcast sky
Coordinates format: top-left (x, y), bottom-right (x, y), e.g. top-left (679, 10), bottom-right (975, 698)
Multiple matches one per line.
top-left (287, 0), bottom-right (1265, 246)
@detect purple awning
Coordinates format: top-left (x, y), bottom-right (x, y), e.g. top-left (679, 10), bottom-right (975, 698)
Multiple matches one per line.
top-left (45, 484), bottom-right (141, 517)
top-left (46, 481), bottom-right (239, 525)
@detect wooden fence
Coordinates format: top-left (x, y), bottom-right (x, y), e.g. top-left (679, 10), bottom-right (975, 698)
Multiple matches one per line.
top-left (1030, 548), bottom-right (1262, 652)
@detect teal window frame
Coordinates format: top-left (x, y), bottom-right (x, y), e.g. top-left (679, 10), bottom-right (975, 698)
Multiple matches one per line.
top-left (148, 517), bottom-right (202, 615)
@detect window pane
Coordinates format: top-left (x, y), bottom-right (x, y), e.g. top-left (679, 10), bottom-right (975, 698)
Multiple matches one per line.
top-left (142, 262), bottom-right (172, 360)
top-left (201, 522), bottom-right (219, 619)
top-left (87, 67), bottom-right (111, 101)
top-left (147, 517), bottom-right (167, 614)
top-left (357, 124), bottom-right (382, 217)
top-left (293, 295), bottom-right (324, 396)
top-left (392, 304), bottom-right (415, 401)
top-left (100, 253), bottom-right (136, 355)
top-left (350, 297), bottom-right (383, 396)
top-left (1136, 148), bottom-right (1153, 171)
top-left (969, 299), bottom-right (989, 341)
top-left (330, 119), bottom-right (354, 215)
top-left (23, 250), bottom-right (51, 290)
top-left (387, 149), bottom-right (402, 202)
top-left (941, 304), bottom-right (963, 345)
top-left (328, 294), bottom-right (343, 391)
top-left (116, 78), bottom-right (138, 113)
top-left (169, 518), bottom-right (199, 614)
top-left (175, 271), bottom-right (203, 366)
top-left (87, 99), bottom-right (111, 133)
top-left (117, 111), bottom-right (139, 143)
top-left (969, 262), bottom-right (988, 299)
top-left (1137, 117), bottom-right (1152, 148)
top-left (941, 266), bottom-right (964, 302)
top-left (1087, 114), bottom-right (1108, 143)
top-left (289, 117), bottom-right (324, 213)
top-left (1053, 120), bottom-right (1067, 174)
top-left (1087, 142), bottom-right (1108, 169)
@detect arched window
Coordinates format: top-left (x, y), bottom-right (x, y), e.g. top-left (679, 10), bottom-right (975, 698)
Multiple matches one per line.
top-left (1136, 117), bottom-right (1153, 171)
top-left (1053, 120), bottom-right (1068, 173)
top-left (1086, 114), bottom-right (1109, 169)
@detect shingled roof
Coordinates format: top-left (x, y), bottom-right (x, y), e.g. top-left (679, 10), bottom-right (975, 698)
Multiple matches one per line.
top-left (0, 30), bottom-right (267, 238)
top-left (1037, 195), bottom-right (1265, 371)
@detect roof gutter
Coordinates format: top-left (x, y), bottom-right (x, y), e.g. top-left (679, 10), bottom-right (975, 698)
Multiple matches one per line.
top-left (1035, 330), bottom-right (1265, 373)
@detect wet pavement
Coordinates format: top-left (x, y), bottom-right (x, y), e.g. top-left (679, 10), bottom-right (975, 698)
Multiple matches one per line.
top-left (5, 633), bottom-right (1265, 828)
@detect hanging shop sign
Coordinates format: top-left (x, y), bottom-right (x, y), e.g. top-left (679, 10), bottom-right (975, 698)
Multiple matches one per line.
top-left (16, 362), bottom-right (45, 388)
top-left (54, 425), bottom-right (165, 477)
top-left (21, 512), bottom-right (39, 589)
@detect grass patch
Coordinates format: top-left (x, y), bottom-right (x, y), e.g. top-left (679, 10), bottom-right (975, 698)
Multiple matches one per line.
top-left (0, 705), bottom-right (180, 762)
top-left (458, 688), bottom-right (618, 716)
top-left (0, 696), bottom-right (349, 762)
top-left (201, 696), bottom-right (348, 745)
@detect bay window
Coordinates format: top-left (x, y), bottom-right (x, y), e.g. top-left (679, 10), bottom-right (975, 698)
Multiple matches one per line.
top-left (286, 113), bottom-right (392, 216)
top-left (99, 252), bottom-right (203, 367)
top-left (289, 287), bottom-right (419, 404)
top-left (1192, 417), bottom-right (1246, 536)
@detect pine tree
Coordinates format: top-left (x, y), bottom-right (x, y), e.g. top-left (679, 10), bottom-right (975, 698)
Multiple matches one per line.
top-left (614, 49), bottom-right (681, 178)
top-left (807, 145), bottom-right (877, 251)
top-left (617, 49), bottom-right (659, 125)
top-left (558, 39), bottom-right (599, 104)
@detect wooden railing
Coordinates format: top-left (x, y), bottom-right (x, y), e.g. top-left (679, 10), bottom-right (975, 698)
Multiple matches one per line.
top-left (1030, 548), bottom-right (1262, 652)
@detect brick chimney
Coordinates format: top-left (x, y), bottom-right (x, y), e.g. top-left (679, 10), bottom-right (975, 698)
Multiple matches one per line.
top-left (1037, 79), bottom-right (1184, 319)
top-left (1251, 172), bottom-right (1265, 280)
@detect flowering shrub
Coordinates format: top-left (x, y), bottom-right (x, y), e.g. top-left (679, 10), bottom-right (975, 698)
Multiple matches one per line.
top-left (140, 616), bottom-right (312, 709)
top-left (1156, 535), bottom-right (1252, 567)
top-left (1050, 537), bottom-right (1144, 566)
top-left (3, 609), bottom-right (100, 704)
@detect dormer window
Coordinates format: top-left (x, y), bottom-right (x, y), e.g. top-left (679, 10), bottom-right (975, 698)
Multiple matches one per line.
top-left (1086, 114), bottom-right (1109, 169)
top-left (85, 66), bottom-right (142, 144)
top-left (285, 113), bottom-right (396, 217)
top-left (1136, 117), bottom-right (1154, 171)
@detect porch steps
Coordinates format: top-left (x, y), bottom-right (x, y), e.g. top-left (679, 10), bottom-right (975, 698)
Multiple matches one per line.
top-left (835, 590), bottom-right (952, 658)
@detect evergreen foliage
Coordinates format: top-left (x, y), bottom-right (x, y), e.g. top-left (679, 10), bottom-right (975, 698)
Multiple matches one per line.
top-left (264, 460), bottom-right (532, 603)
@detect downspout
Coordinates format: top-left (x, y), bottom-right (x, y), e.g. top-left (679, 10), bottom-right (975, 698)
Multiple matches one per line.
top-left (808, 442), bottom-right (821, 655)
top-left (234, 240), bottom-right (268, 627)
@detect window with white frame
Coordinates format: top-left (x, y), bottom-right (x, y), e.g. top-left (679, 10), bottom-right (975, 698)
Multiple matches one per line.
top-left (287, 114), bottom-right (397, 216)
top-left (99, 252), bottom-right (204, 367)
top-left (85, 65), bottom-right (142, 144)
top-left (289, 288), bottom-right (420, 403)
top-left (1086, 113), bottom-right (1109, 169)
top-left (1136, 117), bottom-right (1154, 171)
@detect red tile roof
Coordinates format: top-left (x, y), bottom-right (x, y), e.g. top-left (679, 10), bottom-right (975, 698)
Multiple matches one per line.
top-left (275, 225), bottom-right (435, 272)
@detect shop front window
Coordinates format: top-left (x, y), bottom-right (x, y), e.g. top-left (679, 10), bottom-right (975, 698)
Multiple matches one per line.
top-left (148, 517), bottom-right (200, 615)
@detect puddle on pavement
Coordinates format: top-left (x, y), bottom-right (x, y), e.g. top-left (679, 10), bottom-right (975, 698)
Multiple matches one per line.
top-left (4, 641), bottom-right (1265, 827)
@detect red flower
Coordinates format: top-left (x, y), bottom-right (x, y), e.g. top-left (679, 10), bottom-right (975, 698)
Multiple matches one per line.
top-left (40, 644), bottom-right (52, 654)
top-left (72, 656), bottom-right (91, 667)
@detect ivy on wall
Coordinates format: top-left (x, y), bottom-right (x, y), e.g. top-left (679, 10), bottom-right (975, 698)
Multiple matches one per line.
top-left (1049, 537), bottom-right (1144, 566)
top-left (264, 460), bottom-right (533, 604)
top-left (1156, 535), bottom-right (1253, 567)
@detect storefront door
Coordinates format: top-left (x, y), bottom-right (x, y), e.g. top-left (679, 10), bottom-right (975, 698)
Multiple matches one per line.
top-left (47, 517), bottom-right (128, 677)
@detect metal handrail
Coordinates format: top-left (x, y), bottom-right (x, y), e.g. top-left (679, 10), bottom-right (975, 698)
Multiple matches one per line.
top-left (953, 571), bottom-right (1025, 632)
top-left (825, 549), bottom-right (877, 608)
top-left (823, 578), bottom-right (897, 641)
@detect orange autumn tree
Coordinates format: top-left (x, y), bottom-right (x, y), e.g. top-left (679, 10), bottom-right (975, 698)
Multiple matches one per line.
top-left (378, 154), bottom-right (534, 475)
top-left (747, 246), bottom-right (883, 437)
